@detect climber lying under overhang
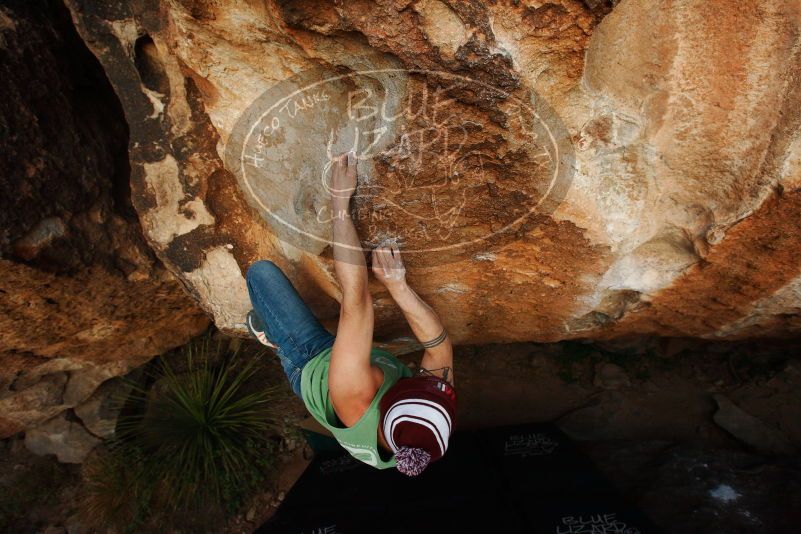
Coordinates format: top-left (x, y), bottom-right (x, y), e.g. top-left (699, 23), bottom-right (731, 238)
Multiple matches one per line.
top-left (245, 151), bottom-right (456, 476)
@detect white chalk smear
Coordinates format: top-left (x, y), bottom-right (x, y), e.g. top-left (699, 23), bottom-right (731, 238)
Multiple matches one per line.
top-left (437, 283), bottom-right (469, 294)
top-left (709, 484), bottom-right (741, 503)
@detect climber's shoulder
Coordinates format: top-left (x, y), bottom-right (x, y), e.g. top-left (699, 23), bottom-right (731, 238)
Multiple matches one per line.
top-left (329, 363), bottom-right (383, 428)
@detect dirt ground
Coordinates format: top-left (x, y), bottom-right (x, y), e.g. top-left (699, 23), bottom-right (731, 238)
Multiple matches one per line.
top-left (450, 338), bottom-right (801, 532)
top-left (2, 336), bottom-right (800, 533)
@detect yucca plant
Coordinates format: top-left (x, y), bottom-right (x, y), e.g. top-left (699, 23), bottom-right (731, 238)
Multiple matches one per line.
top-left (83, 336), bottom-right (282, 531)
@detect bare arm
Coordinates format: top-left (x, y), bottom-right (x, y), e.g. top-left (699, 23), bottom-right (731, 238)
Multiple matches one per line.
top-left (372, 244), bottom-right (454, 385)
top-left (328, 153), bottom-right (377, 419)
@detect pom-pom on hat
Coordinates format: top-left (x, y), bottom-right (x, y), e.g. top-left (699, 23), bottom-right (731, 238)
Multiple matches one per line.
top-left (394, 446), bottom-right (431, 476)
top-left (379, 375), bottom-right (457, 476)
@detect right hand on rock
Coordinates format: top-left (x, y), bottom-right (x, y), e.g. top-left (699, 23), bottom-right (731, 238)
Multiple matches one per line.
top-left (372, 242), bottom-right (407, 290)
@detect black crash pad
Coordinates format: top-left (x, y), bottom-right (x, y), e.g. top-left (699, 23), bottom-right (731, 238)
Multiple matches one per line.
top-left (258, 423), bottom-right (659, 533)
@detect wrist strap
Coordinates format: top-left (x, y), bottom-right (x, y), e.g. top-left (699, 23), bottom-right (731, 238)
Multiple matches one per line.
top-left (420, 328), bottom-right (447, 349)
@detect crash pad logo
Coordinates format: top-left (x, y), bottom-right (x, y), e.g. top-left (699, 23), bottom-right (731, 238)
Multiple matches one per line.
top-left (225, 67), bottom-right (573, 266)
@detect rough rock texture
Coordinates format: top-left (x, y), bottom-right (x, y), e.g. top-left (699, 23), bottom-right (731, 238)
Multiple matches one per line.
top-left (56, 0), bottom-right (801, 346)
top-left (1, 0), bottom-right (794, 355)
top-left (24, 411), bottom-right (101, 464)
top-left (713, 394), bottom-right (797, 456)
top-left (73, 377), bottom-right (133, 439)
top-left (0, 0), bottom-right (209, 438)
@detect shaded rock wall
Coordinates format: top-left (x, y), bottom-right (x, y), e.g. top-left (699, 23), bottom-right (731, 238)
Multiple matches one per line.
top-left (61, 0), bottom-right (801, 346)
top-left (0, 0), bottom-right (209, 438)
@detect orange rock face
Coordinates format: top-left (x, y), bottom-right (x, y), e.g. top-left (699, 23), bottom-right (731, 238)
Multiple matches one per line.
top-left (63, 0), bottom-right (801, 346)
top-left (0, 0), bottom-right (208, 438)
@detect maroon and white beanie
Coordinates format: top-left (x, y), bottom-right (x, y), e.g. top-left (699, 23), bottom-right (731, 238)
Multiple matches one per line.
top-left (379, 375), bottom-right (457, 477)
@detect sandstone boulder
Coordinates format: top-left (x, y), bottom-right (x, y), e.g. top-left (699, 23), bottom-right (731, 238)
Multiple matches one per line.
top-left (713, 394), bottom-right (797, 456)
top-left (24, 412), bottom-right (101, 464)
top-left (73, 377), bottom-right (132, 439)
top-left (0, 0), bottom-right (209, 438)
top-left (58, 0), bottom-right (801, 346)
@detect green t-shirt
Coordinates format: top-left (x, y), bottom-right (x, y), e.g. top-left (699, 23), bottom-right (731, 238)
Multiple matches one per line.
top-left (300, 347), bottom-right (412, 469)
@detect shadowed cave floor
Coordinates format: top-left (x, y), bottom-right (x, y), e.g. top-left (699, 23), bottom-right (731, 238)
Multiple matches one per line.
top-left (264, 337), bottom-right (801, 533)
top-left (3, 337), bottom-right (800, 533)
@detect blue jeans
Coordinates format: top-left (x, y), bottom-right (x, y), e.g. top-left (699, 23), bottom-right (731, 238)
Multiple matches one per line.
top-left (246, 260), bottom-right (335, 398)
